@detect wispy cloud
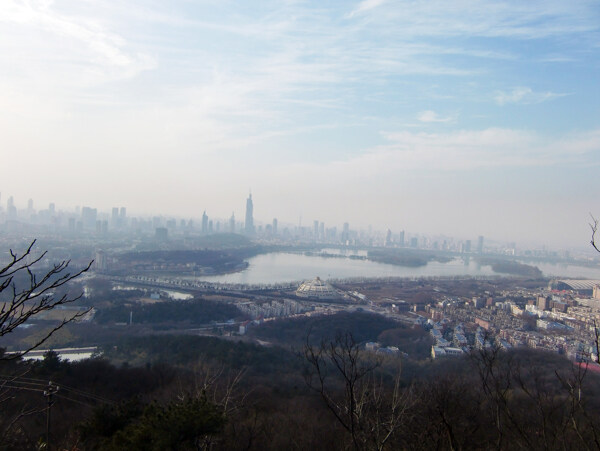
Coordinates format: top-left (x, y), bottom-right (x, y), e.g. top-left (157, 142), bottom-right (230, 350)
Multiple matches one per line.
top-left (344, 1), bottom-right (599, 41)
top-left (494, 87), bottom-right (569, 105)
top-left (347, 0), bottom-right (388, 18)
top-left (0, 0), bottom-right (155, 85)
top-left (417, 110), bottom-right (456, 123)
top-left (321, 127), bottom-right (600, 175)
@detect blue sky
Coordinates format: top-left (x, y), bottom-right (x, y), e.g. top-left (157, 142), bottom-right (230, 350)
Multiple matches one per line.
top-left (0, 0), bottom-right (599, 249)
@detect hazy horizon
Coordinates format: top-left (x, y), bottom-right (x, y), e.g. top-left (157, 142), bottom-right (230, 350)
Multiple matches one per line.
top-left (1, 1), bottom-right (599, 249)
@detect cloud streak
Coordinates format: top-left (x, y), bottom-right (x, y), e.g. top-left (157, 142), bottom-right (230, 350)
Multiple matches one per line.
top-left (347, 0), bottom-right (388, 17)
top-left (0, 0), bottom-right (155, 85)
top-left (330, 127), bottom-right (600, 174)
top-left (417, 110), bottom-right (456, 123)
top-left (494, 87), bottom-right (569, 105)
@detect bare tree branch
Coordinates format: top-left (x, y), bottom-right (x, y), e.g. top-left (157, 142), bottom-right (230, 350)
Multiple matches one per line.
top-left (302, 331), bottom-right (411, 450)
top-left (0, 241), bottom-right (92, 359)
top-left (590, 214), bottom-right (600, 253)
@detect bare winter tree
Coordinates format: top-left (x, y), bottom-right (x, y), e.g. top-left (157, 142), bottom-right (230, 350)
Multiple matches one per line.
top-left (590, 214), bottom-right (600, 253)
top-left (0, 240), bottom-right (92, 358)
top-left (589, 215), bottom-right (600, 363)
top-left (303, 332), bottom-right (412, 451)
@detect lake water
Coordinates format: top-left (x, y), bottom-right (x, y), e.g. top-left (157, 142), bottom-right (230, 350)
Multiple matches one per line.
top-left (24, 352), bottom-right (94, 362)
top-left (196, 252), bottom-right (600, 285)
top-left (534, 262), bottom-right (600, 279)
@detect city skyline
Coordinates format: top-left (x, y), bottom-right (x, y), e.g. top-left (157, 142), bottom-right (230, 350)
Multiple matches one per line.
top-left (0, 1), bottom-right (599, 248)
top-left (0, 190), bottom-right (586, 255)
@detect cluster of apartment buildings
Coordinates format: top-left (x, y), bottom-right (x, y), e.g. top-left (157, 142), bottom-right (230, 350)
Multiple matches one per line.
top-left (425, 280), bottom-right (600, 362)
top-left (236, 298), bottom-right (311, 319)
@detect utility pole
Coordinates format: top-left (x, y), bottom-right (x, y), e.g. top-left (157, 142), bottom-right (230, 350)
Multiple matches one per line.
top-left (43, 381), bottom-right (59, 450)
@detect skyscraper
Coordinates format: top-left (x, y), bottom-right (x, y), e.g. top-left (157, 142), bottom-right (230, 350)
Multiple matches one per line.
top-left (6, 196), bottom-right (16, 219)
top-left (229, 213), bottom-right (235, 233)
top-left (81, 206), bottom-right (97, 229)
top-left (245, 193), bottom-right (254, 235)
top-left (201, 211), bottom-right (208, 234)
top-left (464, 240), bottom-right (472, 253)
top-left (111, 207), bottom-right (119, 229)
top-left (342, 222), bottom-right (350, 244)
top-left (272, 218), bottom-right (278, 235)
top-left (385, 229), bottom-right (392, 247)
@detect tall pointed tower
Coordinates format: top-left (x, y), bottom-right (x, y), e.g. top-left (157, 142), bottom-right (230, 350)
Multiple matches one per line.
top-left (245, 193), bottom-right (254, 235)
top-left (201, 211), bottom-right (208, 234)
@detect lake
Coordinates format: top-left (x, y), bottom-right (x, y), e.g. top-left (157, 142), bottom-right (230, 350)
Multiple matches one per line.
top-left (195, 252), bottom-right (600, 285)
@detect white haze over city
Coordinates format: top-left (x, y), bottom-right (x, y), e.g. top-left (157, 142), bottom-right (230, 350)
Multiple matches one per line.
top-left (0, 0), bottom-right (599, 249)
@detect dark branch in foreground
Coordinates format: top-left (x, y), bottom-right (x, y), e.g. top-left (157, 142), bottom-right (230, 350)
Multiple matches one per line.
top-left (590, 214), bottom-right (600, 253)
top-left (0, 240), bottom-right (92, 359)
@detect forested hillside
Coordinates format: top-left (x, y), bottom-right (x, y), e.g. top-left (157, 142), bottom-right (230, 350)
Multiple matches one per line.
top-left (2, 311), bottom-right (599, 450)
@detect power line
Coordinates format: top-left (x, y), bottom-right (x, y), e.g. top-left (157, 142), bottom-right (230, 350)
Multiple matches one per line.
top-left (0, 375), bottom-right (115, 404)
top-left (0, 384), bottom-right (46, 393)
top-left (57, 383), bottom-right (115, 405)
top-left (54, 393), bottom-right (96, 408)
top-left (0, 375), bottom-right (49, 382)
top-left (0, 378), bottom-right (48, 388)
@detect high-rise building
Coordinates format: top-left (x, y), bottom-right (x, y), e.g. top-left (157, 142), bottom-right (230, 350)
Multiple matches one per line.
top-left (385, 229), bottom-right (392, 246)
top-left (477, 236), bottom-right (484, 254)
top-left (119, 207), bottom-right (127, 227)
top-left (81, 207), bottom-right (97, 229)
top-left (111, 207), bottom-right (119, 228)
top-left (463, 240), bottom-right (472, 253)
top-left (399, 230), bottom-right (405, 247)
top-left (7, 196), bottom-right (16, 219)
top-left (49, 203), bottom-right (55, 216)
top-left (272, 218), bottom-right (278, 235)
top-left (245, 193), bottom-right (254, 235)
top-left (313, 220), bottom-right (319, 239)
top-left (537, 296), bottom-right (550, 311)
top-left (342, 222), bottom-right (350, 244)
top-left (155, 227), bottom-right (168, 241)
top-left (95, 250), bottom-right (107, 272)
top-left (202, 211), bottom-right (208, 234)
top-left (229, 213), bottom-right (235, 233)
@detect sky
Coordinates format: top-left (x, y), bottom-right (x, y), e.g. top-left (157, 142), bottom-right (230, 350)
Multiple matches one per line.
top-left (0, 0), bottom-right (599, 249)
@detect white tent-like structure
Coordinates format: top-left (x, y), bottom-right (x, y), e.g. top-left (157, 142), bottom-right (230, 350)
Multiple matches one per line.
top-left (296, 277), bottom-right (339, 300)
